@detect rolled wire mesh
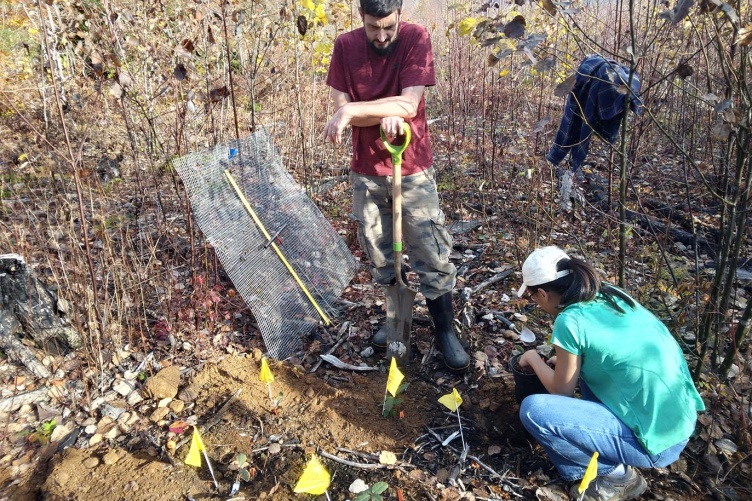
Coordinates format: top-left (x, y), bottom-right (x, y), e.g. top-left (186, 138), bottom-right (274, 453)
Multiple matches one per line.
top-left (172, 129), bottom-right (357, 359)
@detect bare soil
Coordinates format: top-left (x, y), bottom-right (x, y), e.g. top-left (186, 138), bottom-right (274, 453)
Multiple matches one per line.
top-left (2, 345), bottom-right (711, 501)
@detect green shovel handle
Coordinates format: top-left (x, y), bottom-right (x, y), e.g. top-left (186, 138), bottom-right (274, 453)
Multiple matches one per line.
top-left (380, 122), bottom-right (412, 165)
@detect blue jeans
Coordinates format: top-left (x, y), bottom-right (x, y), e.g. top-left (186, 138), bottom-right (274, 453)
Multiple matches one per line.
top-left (519, 391), bottom-right (688, 481)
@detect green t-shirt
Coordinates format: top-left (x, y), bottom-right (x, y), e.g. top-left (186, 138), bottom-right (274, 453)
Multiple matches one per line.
top-left (552, 289), bottom-right (705, 454)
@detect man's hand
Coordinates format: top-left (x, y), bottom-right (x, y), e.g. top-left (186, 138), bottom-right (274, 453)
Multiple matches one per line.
top-left (380, 116), bottom-right (405, 140)
top-left (323, 104), bottom-right (351, 145)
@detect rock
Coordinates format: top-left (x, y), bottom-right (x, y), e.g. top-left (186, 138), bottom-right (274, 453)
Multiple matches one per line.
top-left (35, 402), bottom-right (60, 422)
top-left (49, 423), bottom-right (72, 443)
top-left (349, 479), bottom-right (368, 494)
top-left (104, 425), bottom-right (121, 440)
top-left (150, 407), bottom-right (170, 423)
top-left (157, 398), bottom-right (172, 408)
top-left (97, 416), bottom-right (114, 430)
top-left (169, 399), bottom-right (185, 414)
top-left (89, 433), bottom-right (103, 446)
top-left (83, 456), bottom-right (100, 468)
top-left (102, 449), bottom-right (123, 465)
top-left (112, 379), bottom-right (136, 397)
top-left (101, 402), bottom-right (126, 421)
top-left (85, 424), bottom-right (97, 435)
top-left (126, 391), bottom-right (143, 406)
top-left (177, 385), bottom-right (199, 403)
top-left (141, 366), bottom-right (180, 399)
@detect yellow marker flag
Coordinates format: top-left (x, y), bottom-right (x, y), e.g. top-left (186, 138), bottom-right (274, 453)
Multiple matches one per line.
top-left (260, 357), bottom-right (275, 383)
top-left (386, 357), bottom-right (404, 397)
top-left (185, 427), bottom-right (205, 467)
top-left (578, 451), bottom-right (599, 494)
top-left (293, 454), bottom-right (331, 495)
top-left (438, 388), bottom-right (463, 411)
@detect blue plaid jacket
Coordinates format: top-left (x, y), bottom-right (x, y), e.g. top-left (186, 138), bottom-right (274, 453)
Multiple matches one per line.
top-left (546, 55), bottom-right (642, 172)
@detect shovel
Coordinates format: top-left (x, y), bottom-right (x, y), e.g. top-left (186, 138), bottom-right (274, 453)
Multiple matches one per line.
top-left (496, 314), bottom-right (537, 344)
top-left (381, 123), bottom-right (416, 368)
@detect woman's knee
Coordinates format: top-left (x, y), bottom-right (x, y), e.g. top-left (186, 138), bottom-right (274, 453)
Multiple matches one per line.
top-left (519, 394), bottom-right (550, 431)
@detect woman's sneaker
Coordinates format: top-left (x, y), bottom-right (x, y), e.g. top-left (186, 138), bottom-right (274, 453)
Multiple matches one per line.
top-left (569, 466), bottom-right (647, 500)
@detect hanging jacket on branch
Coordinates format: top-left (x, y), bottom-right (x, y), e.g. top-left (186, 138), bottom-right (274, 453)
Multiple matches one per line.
top-left (547, 55), bottom-right (642, 172)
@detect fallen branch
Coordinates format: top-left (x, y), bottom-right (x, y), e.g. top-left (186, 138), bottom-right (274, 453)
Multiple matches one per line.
top-left (0, 387), bottom-right (50, 413)
top-left (470, 268), bottom-right (515, 296)
top-left (0, 314), bottom-right (52, 379)
top-left (318, 450), bottom-right (385, 470)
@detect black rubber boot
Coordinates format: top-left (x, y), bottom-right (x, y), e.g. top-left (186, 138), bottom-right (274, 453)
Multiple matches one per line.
top-left (372, 269), bottom-right (408, 349)
top-left (372, 308), bottom-right (389, 349)
top-left (427, 292), bottom-right (469, 373)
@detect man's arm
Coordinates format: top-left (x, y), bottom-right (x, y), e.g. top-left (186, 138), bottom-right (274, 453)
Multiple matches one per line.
top-left (323, 86), bottom-right (425, 144)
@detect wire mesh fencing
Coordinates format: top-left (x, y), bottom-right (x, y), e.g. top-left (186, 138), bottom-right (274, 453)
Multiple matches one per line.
top-left (173, 129), bottom-right (357, 359)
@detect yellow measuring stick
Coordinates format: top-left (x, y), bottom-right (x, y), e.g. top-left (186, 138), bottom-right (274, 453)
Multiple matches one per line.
top-left (224, 169), bottom-right (331, 325)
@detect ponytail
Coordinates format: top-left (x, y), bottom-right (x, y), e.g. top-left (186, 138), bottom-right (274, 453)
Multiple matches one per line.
top-left (537, 258), bottom-right (636, 313)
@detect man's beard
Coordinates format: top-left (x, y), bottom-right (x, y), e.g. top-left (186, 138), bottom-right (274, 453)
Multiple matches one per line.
top-left (368, 37), bottom-right (398, 56)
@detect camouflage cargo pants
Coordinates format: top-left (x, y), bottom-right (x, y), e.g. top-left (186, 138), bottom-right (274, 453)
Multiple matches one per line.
top-left (351, 167), bottom-right (456, 300)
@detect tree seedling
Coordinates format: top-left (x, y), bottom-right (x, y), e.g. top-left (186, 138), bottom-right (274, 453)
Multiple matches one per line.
top-left (355, 481), bottom-right (389, 501)
top-left (382, 382), bottom-right (409, 418)
top-left (382, 357), bottom-right (409, 417)
top-left (27, 418), bottom-right (57, 445)
top-left (228, 452), bottom-right (256, 496)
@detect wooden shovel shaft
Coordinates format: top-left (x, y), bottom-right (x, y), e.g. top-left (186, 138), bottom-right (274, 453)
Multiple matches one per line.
top-left (382, 123), bottom-right (413, 367)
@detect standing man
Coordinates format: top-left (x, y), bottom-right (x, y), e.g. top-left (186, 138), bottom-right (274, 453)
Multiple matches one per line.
top-left (323, 0), bottom-right (469, 372)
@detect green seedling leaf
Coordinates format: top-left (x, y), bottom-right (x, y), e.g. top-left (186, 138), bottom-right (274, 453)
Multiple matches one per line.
top-left (239, 469), bottom-right (251, 482)
top-left (372, 481), bottom-right (389, 494)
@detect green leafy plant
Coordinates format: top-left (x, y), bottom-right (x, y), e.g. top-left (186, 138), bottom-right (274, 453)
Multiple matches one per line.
top-left (382, 382), bottom-right (408, 418)
top-left (355, 481), bottom-right (389, 501)
top-left (230, 452), bottom-right (255, 482)
top-left (28, 419), bottom-right (57, 445)
top-left (270, 391), bottom-right (284, 414)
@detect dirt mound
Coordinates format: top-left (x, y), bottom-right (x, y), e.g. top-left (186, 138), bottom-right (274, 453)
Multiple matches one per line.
top-left (35, 354), bottom-right (530, 500)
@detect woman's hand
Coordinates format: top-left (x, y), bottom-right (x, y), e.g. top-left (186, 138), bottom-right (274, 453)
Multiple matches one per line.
top-left (519, 349), bottom-right (544, 368)
top-left (519, 348), bottom-right (579, 397)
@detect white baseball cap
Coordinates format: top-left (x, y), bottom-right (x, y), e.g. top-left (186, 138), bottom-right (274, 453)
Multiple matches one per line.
top-left (517, 246), bottom-right (572, 297)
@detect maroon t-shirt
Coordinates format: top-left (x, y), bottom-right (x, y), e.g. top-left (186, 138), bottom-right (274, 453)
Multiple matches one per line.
top-left (326, 22), bottom-right (436, 176)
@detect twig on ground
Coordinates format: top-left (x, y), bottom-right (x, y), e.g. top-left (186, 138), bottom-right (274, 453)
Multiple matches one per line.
top-left (310, 322), bottom-right (350, 373)
top-left (336, 447), bottom-right (381, 461)
top-left (176, 389), bottom-right (242, 452)
top-left (318, 450), bottom-right (386, 470)
top-left (466, 454), bottom-right (510, 482)
top-left (470, 268), bottom-right (515, 296)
